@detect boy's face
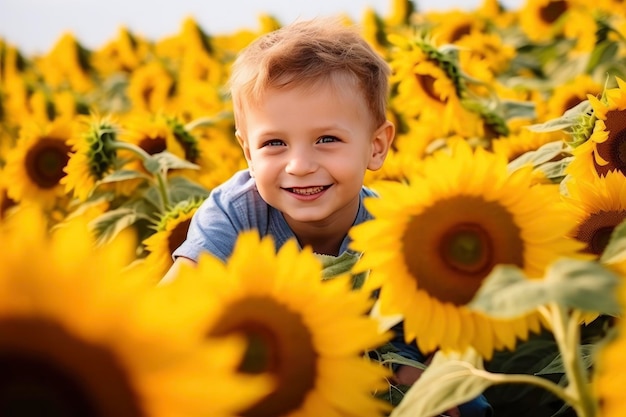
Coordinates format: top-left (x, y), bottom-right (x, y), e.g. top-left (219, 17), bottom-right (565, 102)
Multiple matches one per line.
top-left (237, 80), bottom-right (394, 229)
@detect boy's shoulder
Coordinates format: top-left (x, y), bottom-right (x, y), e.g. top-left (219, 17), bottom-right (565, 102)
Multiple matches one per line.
top-left (213, 169), bottom-right (263, 203)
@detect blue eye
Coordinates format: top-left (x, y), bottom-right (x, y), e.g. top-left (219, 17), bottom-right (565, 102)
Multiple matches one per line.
top-left (318, 136), bottom-right (339, 144)
top-left (262, 139), bottom-right (285, 147)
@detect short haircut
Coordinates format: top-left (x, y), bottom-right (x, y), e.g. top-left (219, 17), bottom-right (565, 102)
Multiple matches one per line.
top-left (229, 17), bottom-right (391, 130)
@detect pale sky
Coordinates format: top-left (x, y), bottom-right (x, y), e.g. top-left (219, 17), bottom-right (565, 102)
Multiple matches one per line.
top-left (0, 0), bottom-right (522, 55)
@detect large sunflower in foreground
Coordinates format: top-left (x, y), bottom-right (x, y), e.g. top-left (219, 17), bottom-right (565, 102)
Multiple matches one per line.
top-left (567, 77), bottom-right (626, 180)
top-left (167, 231), bottom-right (392, 417)
top-left (0, 207), bottom-right (270, 417)
top-left (3, 119), bottom-right (73, 209)
top-left (350, 140), bottom-right (584, 358)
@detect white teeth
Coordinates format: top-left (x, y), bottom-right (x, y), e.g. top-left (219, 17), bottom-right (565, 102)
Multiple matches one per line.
top-left (291, 186), bottom-right (325, 195)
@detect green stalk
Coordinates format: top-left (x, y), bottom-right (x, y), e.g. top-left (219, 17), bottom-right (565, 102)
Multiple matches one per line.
top-left (478, 370), bottom-right (578, 406)
top-left (110, 141), bottom-right (171, 211)
top-left (549, 304), bottom-right (597, 417)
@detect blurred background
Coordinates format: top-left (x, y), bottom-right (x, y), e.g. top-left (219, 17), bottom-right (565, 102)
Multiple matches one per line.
top-left (1, 0), bottom-right (522, 54)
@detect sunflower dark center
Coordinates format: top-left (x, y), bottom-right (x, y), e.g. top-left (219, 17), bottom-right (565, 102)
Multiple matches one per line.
top-left (208, 296), bottom-right (317, 417)
top-left (141, 86), bottom-right (155, 106)
top-left (401, 196), bottom-right (524, 306)
top-left (440, 224), bottom-right (492, 274)
top-left (449, 24), bottom-right (472, 43)
top-left (167, 218), bottom-right (192, 255)
top-left (563, 95), bottom-right (585, 114)
top-left (539, 0), bottom-right (568, 24)
top-left (138, 137), bottom-right (167, 155)
top-left (416, 73), bottom-right (447, 103)
top-left (594, 109), bottom-right (626, 176)
top-left (0, 318), bottom-right (143, 417)
top-left (25, 138), bottom-right (70, 189)
top-left (574, 210), bottom-right (626, 255)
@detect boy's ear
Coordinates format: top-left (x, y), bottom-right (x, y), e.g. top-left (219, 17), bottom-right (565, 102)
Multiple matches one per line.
top-left (235, 130), bottom-right (254, 175)
top-left (368, 120), bottom-right (395, 171)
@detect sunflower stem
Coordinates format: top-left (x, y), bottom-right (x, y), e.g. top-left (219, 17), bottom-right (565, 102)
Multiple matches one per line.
top-left (109, 141), bottom-right (171, 211)
top-left (110, 140), bottom-right (153, 161)
top-left (155, 171), bottom-right (171, 212)
top-left (482, 371), bottom-right (578, 406)
top-left (549, 303), bottom-right (597, 417)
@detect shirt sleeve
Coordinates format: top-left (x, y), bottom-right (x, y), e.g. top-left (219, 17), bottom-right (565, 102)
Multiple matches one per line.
top-left (172, 179), bottom-right (248, 263)
top-left (172, 188), bottom-right (238, 262)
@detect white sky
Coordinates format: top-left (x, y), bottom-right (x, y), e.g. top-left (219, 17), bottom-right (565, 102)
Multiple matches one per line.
top-left (0, 0), bottom-right (522, 55)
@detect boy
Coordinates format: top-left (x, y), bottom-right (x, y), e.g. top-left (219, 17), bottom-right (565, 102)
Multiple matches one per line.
top-left (161, 17), bottom-right (490, 417)
top-left (162, 17), bottom-right (394, 275)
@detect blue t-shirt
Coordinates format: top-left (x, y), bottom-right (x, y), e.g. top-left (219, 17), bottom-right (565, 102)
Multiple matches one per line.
top-left (173, 169), bottom-right (377, 262)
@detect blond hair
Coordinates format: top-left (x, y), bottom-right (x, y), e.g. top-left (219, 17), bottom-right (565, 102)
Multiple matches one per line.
top-left (229, 17), bottom-right (390, 129)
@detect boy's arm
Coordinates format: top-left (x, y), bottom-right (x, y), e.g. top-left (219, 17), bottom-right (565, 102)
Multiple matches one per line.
top-left (159, 256), bottom-right (197, 285)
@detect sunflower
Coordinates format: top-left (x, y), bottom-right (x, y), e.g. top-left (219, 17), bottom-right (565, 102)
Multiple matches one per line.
top-left (350, 140), bottom-right (584, 358)
top-left (142, 197), bottom-right (204, 279)
top-left (387, 33), bottom-right (482, 136)
top-left (192, 126), bottom-right (248, 190)
top-left (424, 9), bottom-right (486, 45)
top-left (92, 27), bottom-right (150, 76)
top-left (167, 231), bottom-right (392, 417)
top-left (38, 32), bottom-right (93, 93)
top-left (563, 171), bottom-right (626, 257)
top-left (61, 115), bottom-right (120, 201)
top-left (518, 0), bottom-right (576, 43)
top-left (0, 207), bottom-right (271, 417)
top-left (567, 77), bottom-right (626, 179)
top-left (3, 118), bottom-right (73, 209)
top-left (544, 75), bottom-right (603, 121)
top-left (126, 61), bottom-right (176, 114)
top-left (118, 112), bottom-right (187, 172)
top-left (455, 30), bottom-right (515, 78)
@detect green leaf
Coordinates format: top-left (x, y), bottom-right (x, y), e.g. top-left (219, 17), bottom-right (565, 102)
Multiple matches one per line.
top-left (318, 251), bottom-right (361, 279)
top-left (508, 140), bottom-right (570, 172)
top-left (167, 176), bottom-right (210, 204)
top-left (468, 258), bottom-right (621, 318)
top-left (535, 344), bottom-right (595, 377)
top-left (99, 169), bottom-right (151, 184)
top-left (143, 156), bottom-right (161, 174)
top-left (586, 40), bottom-right (619, 74)
top-left (317, 250), bottom-right (369, 289)
top-left (533, 157), bottom-right (573, 183)
top-left (390, 350), bottom-right (492, 417)
top-left (89, 207), bottom-right (139, 246)
top-left (526, 100), bottom-right (592, 133)
top-left (153, 151), bottom-right (200, 172)
top-left (499, 99), bottom-right (537, 120)
top-left (600, 219), bottom-right (626, 264)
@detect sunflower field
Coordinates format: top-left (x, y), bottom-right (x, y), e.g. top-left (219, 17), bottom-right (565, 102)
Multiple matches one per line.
top-left (1, 0), bottom-right (626, 415)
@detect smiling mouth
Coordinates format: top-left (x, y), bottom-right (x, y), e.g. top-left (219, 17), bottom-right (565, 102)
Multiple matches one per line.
top-left (285, 185), bottom-right (331, 195)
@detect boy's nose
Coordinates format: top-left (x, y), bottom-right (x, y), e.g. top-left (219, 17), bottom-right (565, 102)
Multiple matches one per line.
top-left (285, 151), bottom-right (317, 176)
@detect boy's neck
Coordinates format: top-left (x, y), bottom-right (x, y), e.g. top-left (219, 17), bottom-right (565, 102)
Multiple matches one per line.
top-left (283, 199), bottom-right (360, 257)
